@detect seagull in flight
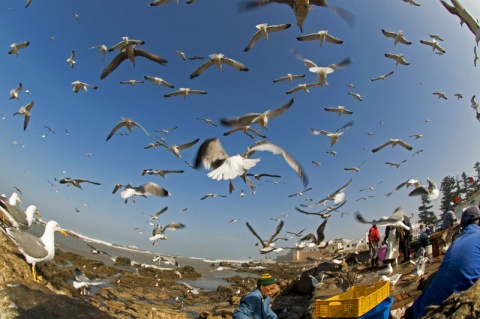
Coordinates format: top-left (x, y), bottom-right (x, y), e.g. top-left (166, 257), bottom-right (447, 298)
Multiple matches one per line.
top-left (310, 121), bottom-right (354, 147)
top-left (220, 98), bottom-right (294, 130)
top-left (299, 220), bottom-right (329, 248)
top-left (13, 102), bottom-right (35, 131)
top-left (9, 83), bottom-right (23, 100)
top-left (121, 182), bottom-right (170, 201)
top-left (190, 53), bottom-right (249, 79)
top-left (106, 117), bottom-right (150, 141)
top-left (71, 81), bottom-right (98, 93)
top-left (200, 193), bottom-right (227, 200)
top-left (296, 30), bottom-right (344, 46)
top-left (371, 139), bottom-right (413, 153)
top-left (433, 92), bottom-right (448, 100)
top-left (273, 73), bottom-right (305, 83)
top-left (59, 178), bottom-right (101, 189)
top-left (408, 177), bottom-right (439, 200)
top-left (67, 50), bottom-right (76, 68)
top-left (246, 220), bottom-right (284, 254)
top-left (354, 207), bottom-right (410, 230)
top-left (324, 105), bottom-right (353, 116)
top-left (288, 187), bottom-right (313, 197)
top-left (384, 53), bottom-right (410, 66)
top-left (381, 29), bottom-right (412, 45)
top-left (370, 71), bottom-right (394, 81)
top-left (144, 75), bottom-right (174, 88)
top-left (244, 23), bottom-right (292, 52)
top-left (8, 41), bottom-right (30, 57)
top-left (440, 0), bottom-right (480, 45)
top-left (386, 159), bottom-right (407, 169)
top-left (163, 88), bottom-right (207, 99)
top-left (159, 138), bottom-right (200, 158)
top-left (420, 39), bottom-right (446, 54)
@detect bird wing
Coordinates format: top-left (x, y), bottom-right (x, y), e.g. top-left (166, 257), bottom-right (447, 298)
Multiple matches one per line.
top-left (325, 34), bottom-right (344, 44)
top-left (190, 59), bottom-right (216, 79)
top-left (244, 30), bottom-right (263, 52)
top-left (265, 220), bottom-right (284, 246)
top-left (220, 113), bottom-right (261, 128)
top-left (6, 228), bottom-right (48, 259)
top-left (134, 49), bottom-right (168, 66)
top-left (397, 140), bottom-right (413, 150)
top-left (152, 206), bottom-right (169, 218)
top-left (295, 206), bottom-right (323, 216)
top-left (193, 138), bottom-right (229, 170)
top-left (371, 141), bottom-right (391, 153)
top-left (101, 51), bottom-right (128, 79)
top-left (267, 98), bottom-right (295, 119)
top-left (140, 182), bottom-right (170, 197)
top-left (296, 33), bottom-right (321, 42)
top-left (178, 138), bottom-right (200, 151)
top-left (246, 222), bottom-right (265, 247)
top-left (106, 121), bottom-right (127, 141)
top-left (220, 57), bottom-right (249, 71)
top-left (245, 140), bottom-right (308, 187)
top-left (163, 222), bottom-right (186, 231)
top-left (316, 220), bottom-right (328, 244)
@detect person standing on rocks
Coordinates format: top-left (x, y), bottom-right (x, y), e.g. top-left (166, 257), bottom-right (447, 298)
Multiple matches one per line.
top-left (233, 273), bottom-right (278, 319)
top-left (405, 205), bottom-right (480, 319)
top-left (368, 224), bottom-right (381, 268)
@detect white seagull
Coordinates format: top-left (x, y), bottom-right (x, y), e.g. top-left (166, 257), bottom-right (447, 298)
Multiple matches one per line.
top-left (59, 178), bottom-right (101, 189)
top-left (8, 41), bottom-right (30, 57)
top-left (13, 101), bottom-right (35, 131)
top-left (159, 138), bottom-right (200, 158)
top-left (71, 81), bottom-right (98, 93)
top-left (381, 29), bottom-right (412, 45)
top-left (323, 106), bottom-right (353, 116)
top-left (67, 50), bottom-right (76, 68)
top-left (9, 83), bottom-right (23, 100)
top-left (371, 139), bottom-right (413, 153)
top-left (0, 196), bottom-right (40, 230)
top-left (90, 45), bottom-right (107, 61)
top-left (144, 75), bottom-right (174, 88)
top-left (149, 222), bottom-right (186, 244)
top-left (420, 39), bottom-right (446, 54)
top-left (296, 30), bottom-right (343, 46)
top-left (408, 177), bottom-right (439, 200)
top-left (273, 73), bottom-right (305, 83)
top-left (244, 23), bottom-right (292, 52)
top-left (190, 53), bottom-right (249, 79)
top-left (121, 182), bottom-right (170, 201)
top-left (347, 92), bottom-right (363, 101)
top-left (163, 88), bottom-right (207, 100)
top-left (246, 220), bottom-right (284, 254)
top-left (285, 82), bottom-right (320, 95)
top-left (106, 117), bottom-right (150, 141)
top-left (0, 220), bottom-right (66, 282)
top-left (433, 92), bottom-right (448, 100)
top-left (370, 71), bottom-right (394, 81)
top-left (384, 53), bottom-right (410, 66)
top-left (354, 207), bottom-right (410, 230)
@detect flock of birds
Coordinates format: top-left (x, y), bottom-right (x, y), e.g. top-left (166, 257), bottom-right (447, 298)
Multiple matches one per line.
top-left (1, 0), bottom-right (479, 283)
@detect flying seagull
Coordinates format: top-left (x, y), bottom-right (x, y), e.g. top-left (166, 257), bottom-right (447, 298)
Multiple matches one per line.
top-left (244, 23), bottom-right (292, 52)
top-left (384, 53), bottom-right (410, 66)
top-left (150, 222), bottom-right (186, 244)
top-left (323, 105), bottom-right (353, 116)
top-left (121, 182), bottom-right (170, 200)
top-left (238, 0), bottom-right (355, 32)
top-left (302, 178), bottom-right (352, 208)
top-left (220, 98), bottom-right (294, 130)
top-left (67, 50), bottom-right (76, 68)
top-left (90, 45), bottom-right (107, 61)
top-left (381, 29), bottom-right (412, 45)
top-left (8, 41), bottom-right (30, 57)
top-left (100, 44), bottom-right (168, 79)
top-left (296, 30), bottom-right (344, 46)
top-left (10, 83), bottom-right (23, 100)
top-left (163, 88), bottom-right (207, 99)
top-left (420, 39), bottom-right (446, 54)
top-left (354, 207), bottom-right (410, 230)
top-left (310, 121), bottom-right (354, 147)
top-left (59, 178), bottom-right (101, 189)
top-left (71, 81), bottom-right (98, 93)
top-left (273, 73), bottom-right (305, 83)
top-left (158, 138), bottom-right (200, 158)
top-left (370, 71), bottom-right (394, 81)
top-left (190, 53), bottom-right (249, 79)
top-left (144, 75), bottom-right (174, 88)
top-left (440, 0), bottom-right (480, 45)
top-left (408, 177), bottom-right (439, 200)
top-left (106, 117), bottom-right (150, 141)
top-left (13, 101), bottom-right (35, 131)
top-left (386, 159), bottom-right (407, 169)
top-left (371, 139), bottom-right (413, 153)
top-left (299, 220), bottom-right (329, 248)
top-left (140, 169), bottom-right (184, 178)
top-left (246, 220), bottom-right (284, 254)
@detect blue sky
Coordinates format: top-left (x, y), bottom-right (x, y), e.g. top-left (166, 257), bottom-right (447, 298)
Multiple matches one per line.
top-left (0, 0), bottom-right (479, 260)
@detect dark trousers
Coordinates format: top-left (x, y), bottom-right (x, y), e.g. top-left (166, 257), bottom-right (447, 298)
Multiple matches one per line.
top-left (399, 236), bottom-right (411, 261)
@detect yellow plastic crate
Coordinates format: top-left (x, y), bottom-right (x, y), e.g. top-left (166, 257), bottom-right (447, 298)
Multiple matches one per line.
top-left (315, 281), bottom-right (390, 318)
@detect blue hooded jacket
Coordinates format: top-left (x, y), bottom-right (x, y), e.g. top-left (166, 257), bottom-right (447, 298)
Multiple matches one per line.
top-left (233, 288), bottom-right (278, 319)
top-left (412, 223), bottom-right (480, 318)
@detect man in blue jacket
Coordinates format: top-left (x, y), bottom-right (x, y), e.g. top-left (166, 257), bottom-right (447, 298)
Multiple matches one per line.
top-left (233, 273), bottom-right (278, 319)
top-left (410, 205), bottom-right (480, 318)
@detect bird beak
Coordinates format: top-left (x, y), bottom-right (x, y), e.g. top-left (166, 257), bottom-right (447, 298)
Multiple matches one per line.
top-left (59, 229), bottom-right (67, 236)
top-left (35, 210), bottom-right (41, 217)
top-left (18, 199), bottom-right (23, 204)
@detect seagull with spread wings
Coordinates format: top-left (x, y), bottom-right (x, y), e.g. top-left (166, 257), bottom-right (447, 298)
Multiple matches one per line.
top-left (238, 0), bottom-right (355, 32)
top-left (246, 220), bottom-right (284, 254)
top-left (310, 121), bottom-right (354, 147)
top-left (323, 105), bottom-right (353, 116)
top-left (371, 139), bottom-right (413, 153)
top-left (384, 53), bottom-right (410, 66)
top-left (163, 87), bottom-right (207, 99)
top-left (440, 0), bottom-right (480, 45)
top-left (8, 41), bottom-right (30, 57)
top-left (71, 81), bottom-right (98, 93)
top-left (150, 222), bottom-right (186, 244)
top-left (408, 177), bottom-right (439, 200)
top-left (159, 138), bottom-right (200, 158)
top-left (244, 23), bottom-right (292, 52)
top-left (9, 83), bottom-right (23, 100)
top-left (386, 159), bottom-right (407, 169)
top-left (144, 75), bottom-right (174, 88)
top-left (301, 178), bottom-right (351, 208)
top-left (300, 220), bottom-right (329, 248)
top-left (296, 30), bottom-right (343, 46)
top-left (59, 178), bottom-right (101, 189)
top-left (354, 207), bottom-right (410, 230)
top-left (273, 73), bottom-right (305, 83)
top-left (190, 53), bottom-right (249, 79)
top-left (381, 29), bottom-right (412, 45)
top-left (121, 182), bottom-right (170, 202)
top-left (106, 117), bottom-right (150, 141)
top-left (193, 138), bottom-right (308, 193)
top-left (370, 71), bottom-right (394, 81)
top-left (220, 98), bottom-right (294, 130)
top-left (13, 101), bottom-right (35, 131)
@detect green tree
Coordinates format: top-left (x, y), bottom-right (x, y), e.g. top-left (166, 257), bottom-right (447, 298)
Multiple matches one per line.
top-left (440, 175), bottom-right (456, 212)
top-left (417, 195), bottom-right (437, 227)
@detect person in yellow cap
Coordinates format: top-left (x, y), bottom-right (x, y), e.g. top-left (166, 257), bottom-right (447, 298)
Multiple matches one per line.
top-left (233, 273), bottom-right (278, 319)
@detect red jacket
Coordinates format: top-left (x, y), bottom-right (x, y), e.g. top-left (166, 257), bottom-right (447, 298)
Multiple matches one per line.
top-left (368, 225), bottom-right (380, 242)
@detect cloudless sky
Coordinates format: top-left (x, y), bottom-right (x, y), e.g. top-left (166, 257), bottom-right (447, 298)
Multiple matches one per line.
top-left (0, 0), bottom-right (479, 260)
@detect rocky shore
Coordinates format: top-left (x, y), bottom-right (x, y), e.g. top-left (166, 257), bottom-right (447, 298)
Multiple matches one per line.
top-left (1, 230), bottom-right (479, 319)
